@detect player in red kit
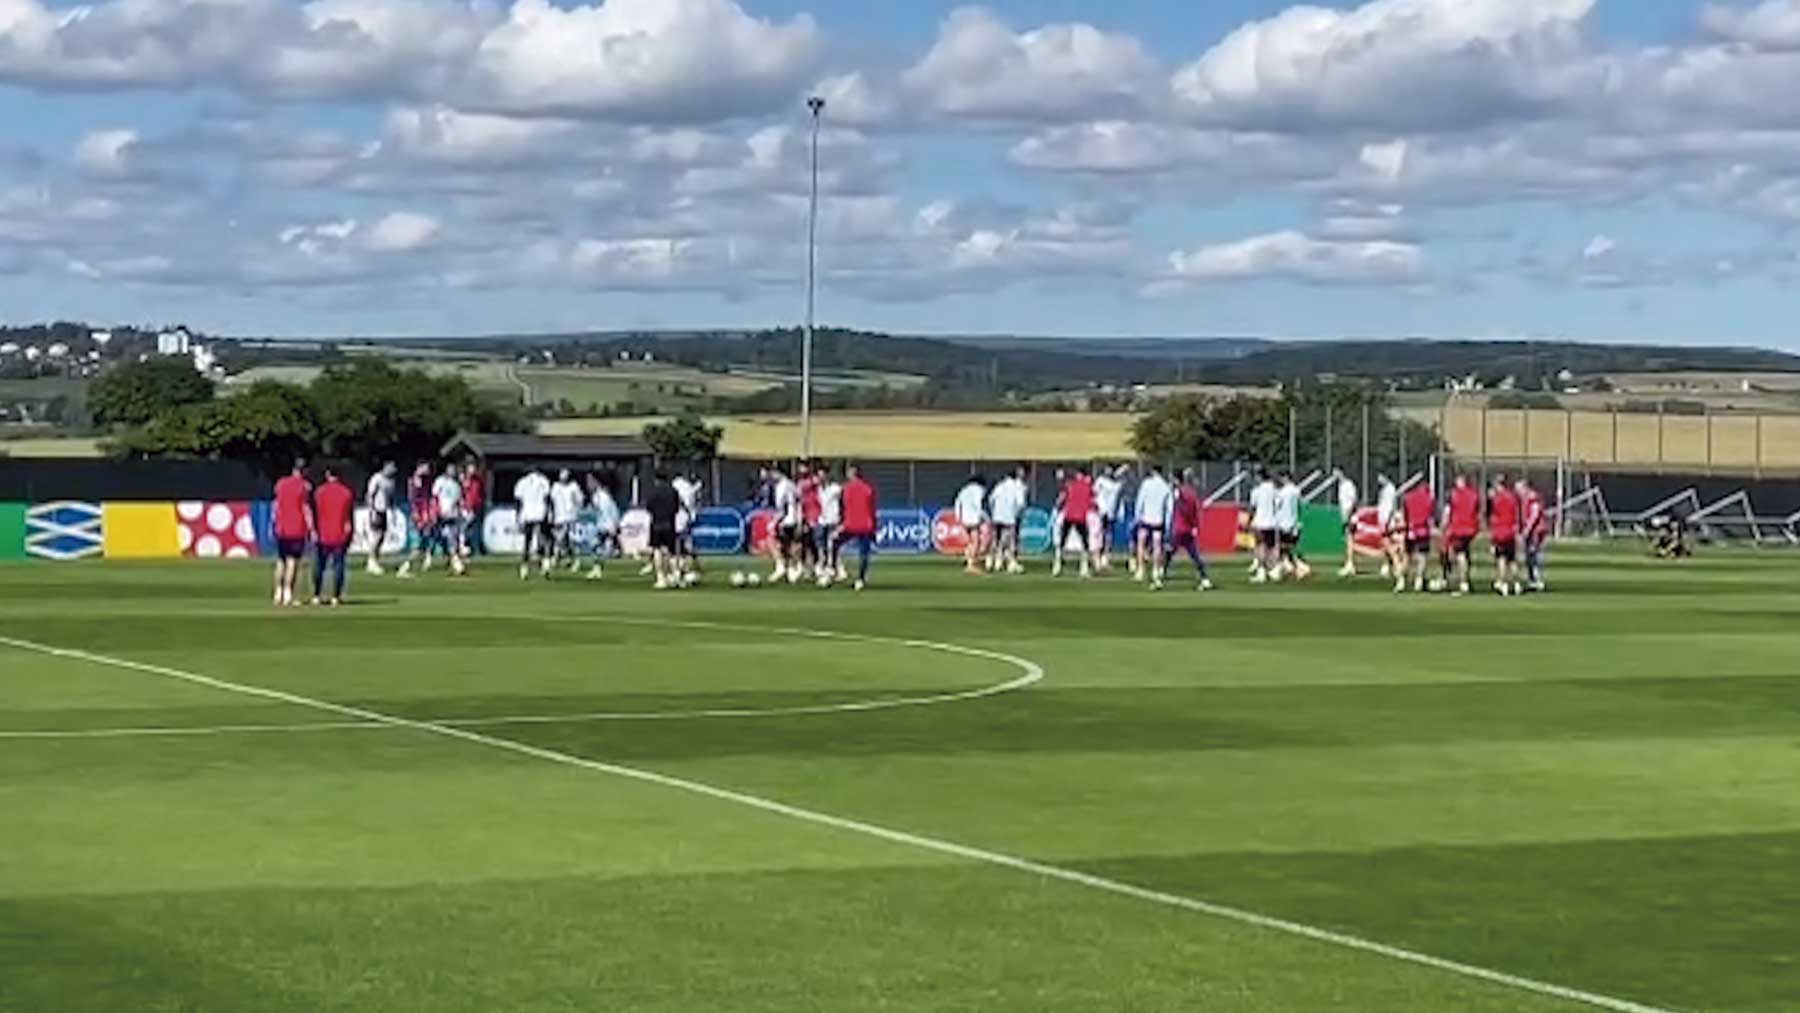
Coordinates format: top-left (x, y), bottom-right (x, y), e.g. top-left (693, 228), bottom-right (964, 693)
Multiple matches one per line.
top-left (1401, 481), bottom-right (1435, 593)
top-left (271, 459), bottom-right (313, 607)
top-left (1054, 466), bottom-right (1097, 579)
top-left (311, 465), bottom-right (355, 607)
top-left (1169, 468), bottom-right (1215, 592)
top-left (1442, 473), bottom-right (1481, 596)
top-left (1488, 473), bottom-right (1522, 597)
top-left (837, 463), bottom-right (878, 591)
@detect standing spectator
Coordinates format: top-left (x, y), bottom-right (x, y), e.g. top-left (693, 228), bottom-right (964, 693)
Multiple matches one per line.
top-left (312, 465), bottom-right (355, 606)
top-left (271, 459), bottom-right (312, 607)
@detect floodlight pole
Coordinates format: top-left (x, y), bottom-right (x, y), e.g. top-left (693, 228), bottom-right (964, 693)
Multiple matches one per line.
top-left (802, 95), bottom-right (825, 460)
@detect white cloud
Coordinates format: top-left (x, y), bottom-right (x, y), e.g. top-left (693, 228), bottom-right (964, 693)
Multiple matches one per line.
top-left (1148, 230), bottom-right (1425, 292)
top-left (1170, 0), bottom-right (1607, 131)
top-left (903, 6), bottom-right (1159, 120)
top-left (72, 129), bottom-right (139, 179)
top-left (1582, 234), bottom-right (1616, 260)
top-left (463, 0), bottom-right (819, 119)
top-left (1701, 0), bottom-right (1800, 49)
top-left (364, 210), bottom-right (440, 252)
top-left (0, 0), bottom-right (819, 121)
top-left (380, 107), bottom-right (578, 166)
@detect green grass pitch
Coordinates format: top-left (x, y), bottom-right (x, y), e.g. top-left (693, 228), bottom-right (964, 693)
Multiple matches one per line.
top-left (3, 548), bottom-right (1797, 1012)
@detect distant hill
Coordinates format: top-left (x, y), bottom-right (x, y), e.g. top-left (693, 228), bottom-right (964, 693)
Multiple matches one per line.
top-left (938, 336), bottom-right (1272, 361)
top-left (1197, 340), bottom-right (1800, 387)
top-left (248, 328), bottom-right (1800, 396)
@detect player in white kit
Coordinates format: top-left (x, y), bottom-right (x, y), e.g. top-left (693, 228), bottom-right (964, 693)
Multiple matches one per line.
top-left (953, 475), bottom-right (989, 575)
top-left (987, 466), bottom-right (1028, 574)
top-left (1247, 469), bottom-right (1279, 584)
top-left (1133, 464), bottom-right (1174, 589)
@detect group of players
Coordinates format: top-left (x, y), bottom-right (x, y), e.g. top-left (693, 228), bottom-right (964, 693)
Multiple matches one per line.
top-left (271, 452), bottom-right (1548, 604)
top-left (947, 464), bottom-right (1218, 591)
top-left (1343, 469), bottom-right (1551, 597)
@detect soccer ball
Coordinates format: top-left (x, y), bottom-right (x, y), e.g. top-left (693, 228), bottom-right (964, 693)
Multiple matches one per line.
top-left (746, 573), bottom-right (763, 588)
top-left (816, 574), bottom-right (834, 589)
top-left (682, 571), bottom-right (702, 588)
top-left (1428, 578), bottom-right (1447, 593)
top-left (730, 571), bottom-right (748, 588)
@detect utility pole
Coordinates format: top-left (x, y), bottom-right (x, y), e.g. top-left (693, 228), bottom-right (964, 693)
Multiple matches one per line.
top-left (802, 95), bottom-right (825, 459)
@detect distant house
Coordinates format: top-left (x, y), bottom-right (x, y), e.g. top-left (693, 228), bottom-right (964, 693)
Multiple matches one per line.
top-left (156, 329), bottom-right (192, 356)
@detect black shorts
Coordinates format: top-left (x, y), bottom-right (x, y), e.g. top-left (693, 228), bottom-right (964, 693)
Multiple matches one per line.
top-left (368, 511), bottom-right (388, 535)
top-left (1058, 520), bottom-right (1090, 547)
top-left (1407, 535), bottom-right (1432, 556)
top-left (1255, 529), bottom-right (1277, 549)
top-left (1138, 522), bottom-right (1165, 539)
top-left (1492, 538), bottom-right (1518, 562)
top-left (1448, 535), bottom-right (1474, 558)
top-left (777, 523), bottom-right (801, 550)
top-left (650, 525), bottom-right (678, 551)
top-left (1279, 530), bottom-right (1299, 548)
top-left (277, 538), bottom-right (308, 561)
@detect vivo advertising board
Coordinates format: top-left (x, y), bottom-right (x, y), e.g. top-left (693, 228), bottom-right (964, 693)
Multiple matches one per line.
top-left (876, 509), bottom-right (932, 555)
top-left (691, 507), bottom-right (746, 555)
top-left (1019, 507), bottom-right (1054, 555)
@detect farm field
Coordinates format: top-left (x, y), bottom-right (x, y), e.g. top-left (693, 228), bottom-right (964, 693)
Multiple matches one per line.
top-left (3, 548), bottom-right (1797, 1012)
top-left (543, 410), bottom-right (1141, 460)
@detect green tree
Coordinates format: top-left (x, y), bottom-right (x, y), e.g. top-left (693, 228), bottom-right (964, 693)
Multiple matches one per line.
top-left (309, 359), bottom-right (525, 465)
top-left (642, 411), bottom-right (723, 463)
top-left (118, 381), bottom-right (319, 477)
top-left (91, 357), bottom-right (215, 427)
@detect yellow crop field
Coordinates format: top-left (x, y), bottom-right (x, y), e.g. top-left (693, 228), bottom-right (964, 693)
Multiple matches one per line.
top-left (542, 411), bottom-right (1139, 460)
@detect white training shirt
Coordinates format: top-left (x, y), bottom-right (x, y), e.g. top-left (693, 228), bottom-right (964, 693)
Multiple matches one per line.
top-left (1376, 481), bottom-right (1399, 530)
top-left (989, 477), bottom-right (1026, 526)
top-left (1135, 473), bottom-right (1174, 528)
top-left (774, 476), bottom-right (800, 528)
top-left (1338, 477), bottom-right (1359, 521)
top-left (672, 476), bottom-right (698, 532)
top-left (955, 482), bottom-right (988, 527)
top-left (366, 472), bottom-right (394, 513)
top-left (1095, 474), bottom-right (1123, 519)
top-left (550, 480), bottom-right (583, 525)
top-left (1275, 482), bottom-right (1301, 533)
top-left (432, 475), bottom-right (462, 520)
top-left (591, 487), bottom-right (620, 533)
top-left (514, 472), bottom-right (552, 524)
top-left (1249, 480), bottom-right (1279, 531)
top-left (819, 481), bottom-right (843, 527)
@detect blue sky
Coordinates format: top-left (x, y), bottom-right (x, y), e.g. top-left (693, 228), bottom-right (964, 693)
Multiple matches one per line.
top-left (4, 0), bottom-right (1800, 346)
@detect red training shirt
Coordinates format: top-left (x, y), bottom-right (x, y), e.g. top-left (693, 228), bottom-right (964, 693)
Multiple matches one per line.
top-left (273, 474), bottom-right (312, 540)
top-left (1448, 485), bottom-right (1481, 537)
top-left (1489, 488), bottom-right (1520, 541)
top-left (800, 476), bottom-right (822, 525)
top-left (840, 478), bottom-right (877, 536)
top-left (1522, 489), bottom-right (1546, 540)
top-left (314, 479), bottom-right (355, 548)
top-left (1063, 475), bottom-right (1095, 517)
top-left (461, 472), bottom-right (484, 513)
top-left (1172, 486), bottom-right (1202, 538)
top-left (1403, 486), bottom-right (1435, 539)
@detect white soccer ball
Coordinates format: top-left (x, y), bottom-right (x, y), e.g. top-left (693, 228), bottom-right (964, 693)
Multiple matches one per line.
top-left (816, 574), bottom-right (833, 589)
top-left (730, 571), bottom-right (748, 588)
top-left (682, 571), bottom-right (702, 588)
top-left (746, 573), bottom-right (763, 588)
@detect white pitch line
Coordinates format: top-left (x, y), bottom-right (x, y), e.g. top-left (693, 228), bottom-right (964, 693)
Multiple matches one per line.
top-left (0, 720), bottom-right (384, 740)
top-left (0, 633), bottom-right (1673, 1013)
top-left (0, 619), bottom-right (1043, 738)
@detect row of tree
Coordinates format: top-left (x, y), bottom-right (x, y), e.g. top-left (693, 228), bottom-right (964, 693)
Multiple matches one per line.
top-left (1129, 386), bottom-right (1442, 479)
top-left (101, 359), bottom-right (525, 475)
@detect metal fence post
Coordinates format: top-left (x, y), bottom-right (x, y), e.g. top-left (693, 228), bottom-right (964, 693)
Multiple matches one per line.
top-left (1324, 403), bottom-right (1333, 474)
top-left (908, 460), bottom-right (917, 505)
top-left (1360, 402), bottom-right (1371, 495)
top-left (1288, 404), bottom-right (1298, 475)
